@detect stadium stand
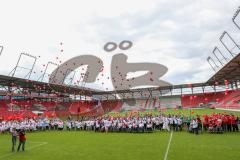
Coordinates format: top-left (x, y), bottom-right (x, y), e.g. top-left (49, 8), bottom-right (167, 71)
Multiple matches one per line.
top-left (181, 92), bottom-right (226, 108)
top-left (210, 90), bottom-right (240, 110)
top-left (1, 88), bottom-right (240, 120)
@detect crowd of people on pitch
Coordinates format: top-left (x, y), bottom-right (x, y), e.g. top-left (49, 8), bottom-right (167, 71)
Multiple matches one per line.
top-left (202, 113), bottom-right (239, 133)
top-left (0, 113), bottom-right (239, 134)
top-left (0, 118), bottom-right (63, 133)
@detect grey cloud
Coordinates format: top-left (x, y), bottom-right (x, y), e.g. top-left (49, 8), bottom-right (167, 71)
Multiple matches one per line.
top-left (73, 0), bottom-right (239, 85)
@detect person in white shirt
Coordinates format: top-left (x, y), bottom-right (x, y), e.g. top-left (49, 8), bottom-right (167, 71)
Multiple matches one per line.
top-left (146, 120), bottom-right (153, 132)
top-left (76, 121), bottom-right (81, 130)
top-left (103, 119), bottom-right (111, 133)
top-left (192, 119), bottom-right (198, 135)
top-left (138, 121), bottom-right (144, 133)
top-left (174, 117), bottom-right (178, 131)
top-left (163, 117), bottom-right (170, 131)
top-left (11, 127), bottom-right (18, 152)
top-left (95, 120), bottom-right (100, 132)
top-left (66, 121), bottom-right (72, 131)
top-left (177, 118), bottom-right (182, 131)
top-left (58, 121), bottom-right (64, 130)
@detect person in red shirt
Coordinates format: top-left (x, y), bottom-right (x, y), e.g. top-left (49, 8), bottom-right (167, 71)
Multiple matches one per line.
top-left (216, 118), bottom-right (223, 133)
top-left (203, 115), bottom-right (209, 131)
top-left (226, 115), bottom-right (232, 132)
top-left (231, 115), bottom-right (237, 132)
top-left (222, 115), bottom-right (228, 132)
top-left (208, 122), bottom-right (214, 133)
top-left (17, 129), bottom-right (26, 152)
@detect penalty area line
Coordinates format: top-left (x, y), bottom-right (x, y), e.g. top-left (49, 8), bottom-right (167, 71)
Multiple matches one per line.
top-left (163, 131), bottom-right (173, 160)
top-left (0, 142), bottom-right (48, 159)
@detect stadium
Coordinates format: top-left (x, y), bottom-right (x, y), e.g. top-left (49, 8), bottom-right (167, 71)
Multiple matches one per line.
top-left (0, 1), bottom-right (240, 160)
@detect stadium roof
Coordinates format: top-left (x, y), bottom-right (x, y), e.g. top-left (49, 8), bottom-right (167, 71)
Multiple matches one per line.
top-left (0, 75), bottom-right (93, 96)
top-left (0, 73), bottom-right (226, 100)
top-left (2, 51), bottom-right (240, 99)
top-left (207, 53), bottom-right (240, 85)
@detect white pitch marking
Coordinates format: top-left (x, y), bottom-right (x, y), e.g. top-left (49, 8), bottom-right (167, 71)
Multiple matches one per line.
top-left (164, 131), bottom-right (173, 160)
top-left (0, 141), bottom-right (48, 159)
top-left (28, 141), bottom-right (48, 144)
top-left (26, 142), bottom-right (48, 150)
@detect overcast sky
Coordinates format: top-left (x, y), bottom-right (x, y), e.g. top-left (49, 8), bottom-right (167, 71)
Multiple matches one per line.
top-left (0, 0), bottom-right (240, 91)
